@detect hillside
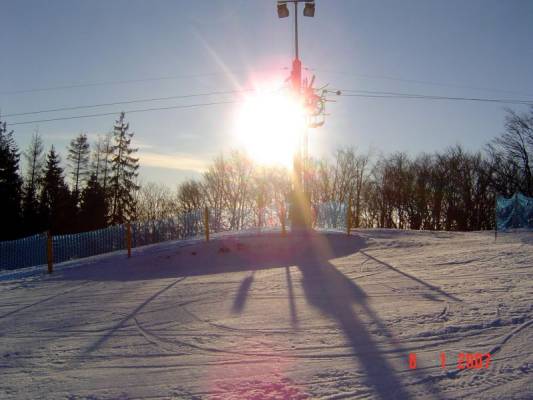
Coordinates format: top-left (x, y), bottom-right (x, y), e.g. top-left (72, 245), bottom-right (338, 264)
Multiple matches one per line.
top-left (1, 229), bottom-right (532, 399)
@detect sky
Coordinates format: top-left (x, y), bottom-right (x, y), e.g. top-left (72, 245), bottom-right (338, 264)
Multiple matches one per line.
top-left (1, 0), bottom-right (533, 187)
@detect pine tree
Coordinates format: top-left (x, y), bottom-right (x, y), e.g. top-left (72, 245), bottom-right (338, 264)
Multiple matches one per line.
top-left (79, 173), bottom-right (108, 231)
top-left (0, 121), bottom-right (23, 240)
top-left (22, 132), bottom-right (44, 235)
top-left (40, 146), bottom-right (75, 234)
top-left (109, 112), bottom-right (139, 224)
top-left (67, 133), bottom-right (90, 203)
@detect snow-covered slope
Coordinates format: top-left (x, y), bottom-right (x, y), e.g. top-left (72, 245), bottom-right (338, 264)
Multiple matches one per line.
top-left (0, 230), bottom-right (532, 399)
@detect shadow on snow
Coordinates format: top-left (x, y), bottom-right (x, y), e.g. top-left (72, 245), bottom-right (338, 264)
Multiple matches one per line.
top-left (59, 231), bottom-right (452, 399)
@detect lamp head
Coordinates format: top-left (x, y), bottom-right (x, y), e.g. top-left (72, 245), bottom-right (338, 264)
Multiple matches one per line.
top-left (303, 1), bottom-right (315, 17)
top-left (277, 2), bottom-right (289, 18)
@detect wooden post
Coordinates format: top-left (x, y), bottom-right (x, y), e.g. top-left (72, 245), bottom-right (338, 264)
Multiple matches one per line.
top-left (346, 195), bottom-right (352, 236)
top-left (126, 222), bottom-right (132, 258)
top-left (494, 194), bottom-right (498, 241)
top-left (281, 204), bottom-right (286, 236)
top-left (204, 206), bottom-right (210, 242)
top-left (46, 231), bottom-right (53, 274)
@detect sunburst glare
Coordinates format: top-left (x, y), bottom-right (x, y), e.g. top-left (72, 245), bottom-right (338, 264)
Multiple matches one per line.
top-left (234, 84), bottom-right (306, 167)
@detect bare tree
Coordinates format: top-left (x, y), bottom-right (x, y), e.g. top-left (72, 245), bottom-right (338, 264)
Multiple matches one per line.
top-left (67, 133), bottom-right (90, 201)
top-left (177, 179), bottom-right (204, 213)
top-left (22, 131), bottom-right (44, 234)
top-left (135, 182), bottom-right (175, 221)
top-left (92, 133), bottom-right (113, 193)
top-left (490, 108), bottom-right (533, 195)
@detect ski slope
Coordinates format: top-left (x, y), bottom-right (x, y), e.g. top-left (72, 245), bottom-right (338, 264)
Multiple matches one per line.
top-left (0, 230), bottom-right (532, 399)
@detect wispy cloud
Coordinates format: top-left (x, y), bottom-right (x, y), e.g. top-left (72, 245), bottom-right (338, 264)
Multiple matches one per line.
top-left (134, 139), bottom-right (154, 150)
top-left (139, 151), bottom-right (207, 172)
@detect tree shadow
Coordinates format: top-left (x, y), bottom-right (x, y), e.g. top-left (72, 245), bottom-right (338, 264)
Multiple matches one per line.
top-left (55, 231), bottom-right (445, 398)
top-left (361, 250), bottom-right (462, 303)
top-left (56, 232), bottom-right (365, 282)
top-left (81, 277), bottom-right (186, 356)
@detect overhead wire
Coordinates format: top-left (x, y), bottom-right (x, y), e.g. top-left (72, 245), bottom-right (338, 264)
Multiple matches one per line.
top-left (316, 69), bottom-right (533, 98)
top-left (3, 89), bottom-right (252, 117)
top-left (4, 87), bottom-right (533, 127)
top-left (335, 89), bottom-right (533, 106)
top-left (0, 67), bottom-right (288, 96)
top-left (7, 100), bottom-right (238, 126)
top-left (0, 72), bottom-right (232, 95)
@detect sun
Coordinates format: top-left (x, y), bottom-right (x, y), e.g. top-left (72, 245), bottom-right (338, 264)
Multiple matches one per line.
top-left (234, 86), bottom-right (306, 167)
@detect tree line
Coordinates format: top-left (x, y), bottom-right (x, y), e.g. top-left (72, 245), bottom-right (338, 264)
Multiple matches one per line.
top-left (1, 107), bottom-right (532, 241)
top-left (0, 112), bottom-right (139, 240)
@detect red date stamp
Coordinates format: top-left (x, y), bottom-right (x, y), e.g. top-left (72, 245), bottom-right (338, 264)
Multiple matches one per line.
top-left (408, 352), bottom-right (491, 370)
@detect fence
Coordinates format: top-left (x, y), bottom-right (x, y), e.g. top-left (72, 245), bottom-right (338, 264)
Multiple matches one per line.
top-left (496, 193), bottom-right (533, 231)
top-left (0, 210), bottom-right (205, 272)
top-left (314, 201), bottom-right (349, 229)
top-left (52, 225), bottom-right (127, 265)
top-left (0, 233), bottom-right (47, 271)
top-left (0, 203), bottom-right (350, 272)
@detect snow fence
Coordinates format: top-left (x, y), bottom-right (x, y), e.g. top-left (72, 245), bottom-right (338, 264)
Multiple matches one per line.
top-left (0, 203), bottom-right (349, 271)
top-left (0, 210), bottom-right (205, 271)
top-left (496, 193), bottom-right (533, 230)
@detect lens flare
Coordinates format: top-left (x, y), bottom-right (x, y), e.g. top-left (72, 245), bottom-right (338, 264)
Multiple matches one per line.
top-left (234, 86), bottom-right (306, 167)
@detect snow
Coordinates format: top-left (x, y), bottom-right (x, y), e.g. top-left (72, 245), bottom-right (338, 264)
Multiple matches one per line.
top-left (0, 229), bottom-right (532, 399)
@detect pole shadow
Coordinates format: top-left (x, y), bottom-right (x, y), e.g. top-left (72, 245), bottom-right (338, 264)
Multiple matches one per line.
top-left (285, 266), bottom-right (298, 328)
top-left (297, 261), bottom-right (415, 399)
top-left (294, 234), bottom-right (444, 400)
top-left (54, 231), bottom-right (445, 399)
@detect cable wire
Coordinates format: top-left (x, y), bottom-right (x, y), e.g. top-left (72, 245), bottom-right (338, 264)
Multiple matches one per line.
top-left (337, 89), bottom-right (533, 105)
top-left (7, 88), bottom-right (532, 127)
top-left (3, 89), bottom-right (251, 117)
top-left (0, 72), bottom-right (230, 95)
top-left (317, 69), bottom-right (533, 98)
top-left (7, 100), bottom-right (238, 126)
top-left (0, 67), bottom-right (287, 96)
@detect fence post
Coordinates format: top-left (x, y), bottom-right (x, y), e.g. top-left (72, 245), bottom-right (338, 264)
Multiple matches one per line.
top-left (204, 206), bottom-right (210, 242)
top-left (46, 231), bottom-right (53, 274)
top-left (281, 204), bottom-right (286, 236)
top-left (346, 196), bottom-right (352, 236)
top-left (126, 222), bottom-right (132, 258)
top-left (494, 194), bottom-right (498, 241)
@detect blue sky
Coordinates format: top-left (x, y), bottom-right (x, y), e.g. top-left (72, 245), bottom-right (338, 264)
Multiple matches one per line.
top-left (1, 0), bottom-right (533, 186)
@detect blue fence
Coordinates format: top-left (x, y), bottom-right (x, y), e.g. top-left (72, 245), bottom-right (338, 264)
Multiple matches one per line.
top-left (496, 193), bottom-right (533, 230)
top-left (315, 201), bottom-right (348, 229)
top-left (52, 225), bottom-right (126, 264)
top-left (131, 210), bottom-right (204, 247)
top-left (0, 210), bottom-right (205, 272)
top-left (0, 203), bottom-right (349, 272)
top-left (0, 233), bottom-right (47, 271)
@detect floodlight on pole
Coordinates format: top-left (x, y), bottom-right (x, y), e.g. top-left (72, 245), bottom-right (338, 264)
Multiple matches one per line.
top-left (277, 2), bottom-right (289, 18)
top-left (303, 1), bottom-right (315, 17)
top-left (276, 0), bottom-right (319, 229)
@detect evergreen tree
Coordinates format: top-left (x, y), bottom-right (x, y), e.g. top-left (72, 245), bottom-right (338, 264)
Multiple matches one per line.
top-left (22, 132), bottom-right (44, 235)
top-left (39, 146), bottom-right (75, 234)
top-left (79, 173), bottom-right (108, 231)
top-left (0, 121), bottom-right (23, 240)
top-left (109, 112), bottom-right (139, 224)
top-left (67, 133), bottom-right (90, 203)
